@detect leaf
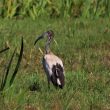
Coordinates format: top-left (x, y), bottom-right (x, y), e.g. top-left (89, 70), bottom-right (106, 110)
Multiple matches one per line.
top-left (29, 10), bottom-right (36, 20)
top-left (10, 37), bottom-right (23, 86)
top-left (0, 48), bottom-right (16, 91)
top-left (0, 47), bottom-right (9, 54)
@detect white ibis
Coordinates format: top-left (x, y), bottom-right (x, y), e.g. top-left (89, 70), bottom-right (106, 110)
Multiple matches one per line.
top-left (34, 30), bottom-right (65, 89)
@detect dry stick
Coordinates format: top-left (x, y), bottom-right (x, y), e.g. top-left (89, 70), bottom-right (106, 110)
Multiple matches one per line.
top-left (10, 37), bottom-right (23, 86)
top-left (0, 48), bottom-right (16, 91)
top-left (0, 47), bottom-right (9, 54)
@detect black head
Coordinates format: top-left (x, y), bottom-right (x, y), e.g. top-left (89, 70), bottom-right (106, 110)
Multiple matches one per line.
top-left (46, 30), bottom-right (54, 41)
top-left (34, 30), bottom-right (54, 45)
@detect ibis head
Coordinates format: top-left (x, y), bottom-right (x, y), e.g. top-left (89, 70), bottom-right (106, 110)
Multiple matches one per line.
top-left (34, 30), bottom-right (54, 45)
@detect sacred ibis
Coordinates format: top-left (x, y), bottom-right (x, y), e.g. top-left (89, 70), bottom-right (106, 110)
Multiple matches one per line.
top-left (34, 30), bottom-right (65, 89)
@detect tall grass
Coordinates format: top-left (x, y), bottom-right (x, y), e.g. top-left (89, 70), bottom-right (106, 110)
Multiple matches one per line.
top-left (0, 0), bottom-right (110, 19)
top-left (0, 16), bottom-right (110, 110)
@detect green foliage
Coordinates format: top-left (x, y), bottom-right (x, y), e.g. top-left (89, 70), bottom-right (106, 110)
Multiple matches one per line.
top-left (0, 0), bottom-right (110, 19)
top-left (0, 17), bottom-right (110, 109)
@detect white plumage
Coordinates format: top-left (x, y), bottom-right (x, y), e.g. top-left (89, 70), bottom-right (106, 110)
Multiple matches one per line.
top-left (43, 53), bottom-right (65, 88)
top-left (34, 30), bottom-right (65, 89)
top-left (44, 54), bottom-right (64, 74)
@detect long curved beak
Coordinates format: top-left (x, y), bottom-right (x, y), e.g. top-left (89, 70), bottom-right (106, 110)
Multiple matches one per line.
top-left (34, 35), bottom-right (44, 45)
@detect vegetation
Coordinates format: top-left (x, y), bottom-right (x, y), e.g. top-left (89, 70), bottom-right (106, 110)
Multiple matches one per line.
top-left (0, 0), bottom-right (110, 19)
top-left (0, 17), bottom-right (110, 110)
top-left (0, 0), bottom-right (110, 110)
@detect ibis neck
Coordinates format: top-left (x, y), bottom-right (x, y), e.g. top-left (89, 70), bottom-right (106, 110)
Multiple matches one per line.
top-left (45, 41), bottom-right (51, 54)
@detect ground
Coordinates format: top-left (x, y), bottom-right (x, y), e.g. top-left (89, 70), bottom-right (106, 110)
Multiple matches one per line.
top-left (0, 17), bottom-right (110, 110)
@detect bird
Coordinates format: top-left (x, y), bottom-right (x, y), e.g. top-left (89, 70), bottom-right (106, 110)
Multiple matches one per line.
top-left (34, 30), bottom-right (65, 89)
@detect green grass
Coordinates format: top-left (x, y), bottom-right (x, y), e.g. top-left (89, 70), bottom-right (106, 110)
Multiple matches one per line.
top-left (0, 17), bottom-right (110, 110)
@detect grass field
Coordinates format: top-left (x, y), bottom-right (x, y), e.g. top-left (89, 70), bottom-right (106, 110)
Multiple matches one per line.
top-left (0, 17), bottom-right (110, 110)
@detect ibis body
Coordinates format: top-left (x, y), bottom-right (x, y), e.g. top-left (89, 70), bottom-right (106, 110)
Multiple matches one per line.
top-left (43, 52), bottom-right (64, 88)
top-left (34, 30), bottom-right (65, 89)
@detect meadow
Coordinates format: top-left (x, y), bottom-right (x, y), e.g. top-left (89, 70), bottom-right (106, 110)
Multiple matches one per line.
top-left (0, 0), bottom-right (110, 109)
top-left (0, 17), bottom-right (110, 110)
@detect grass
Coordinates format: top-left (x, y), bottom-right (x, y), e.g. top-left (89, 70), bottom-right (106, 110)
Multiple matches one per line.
top-left (0, 17), bottom-right (110, 110)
